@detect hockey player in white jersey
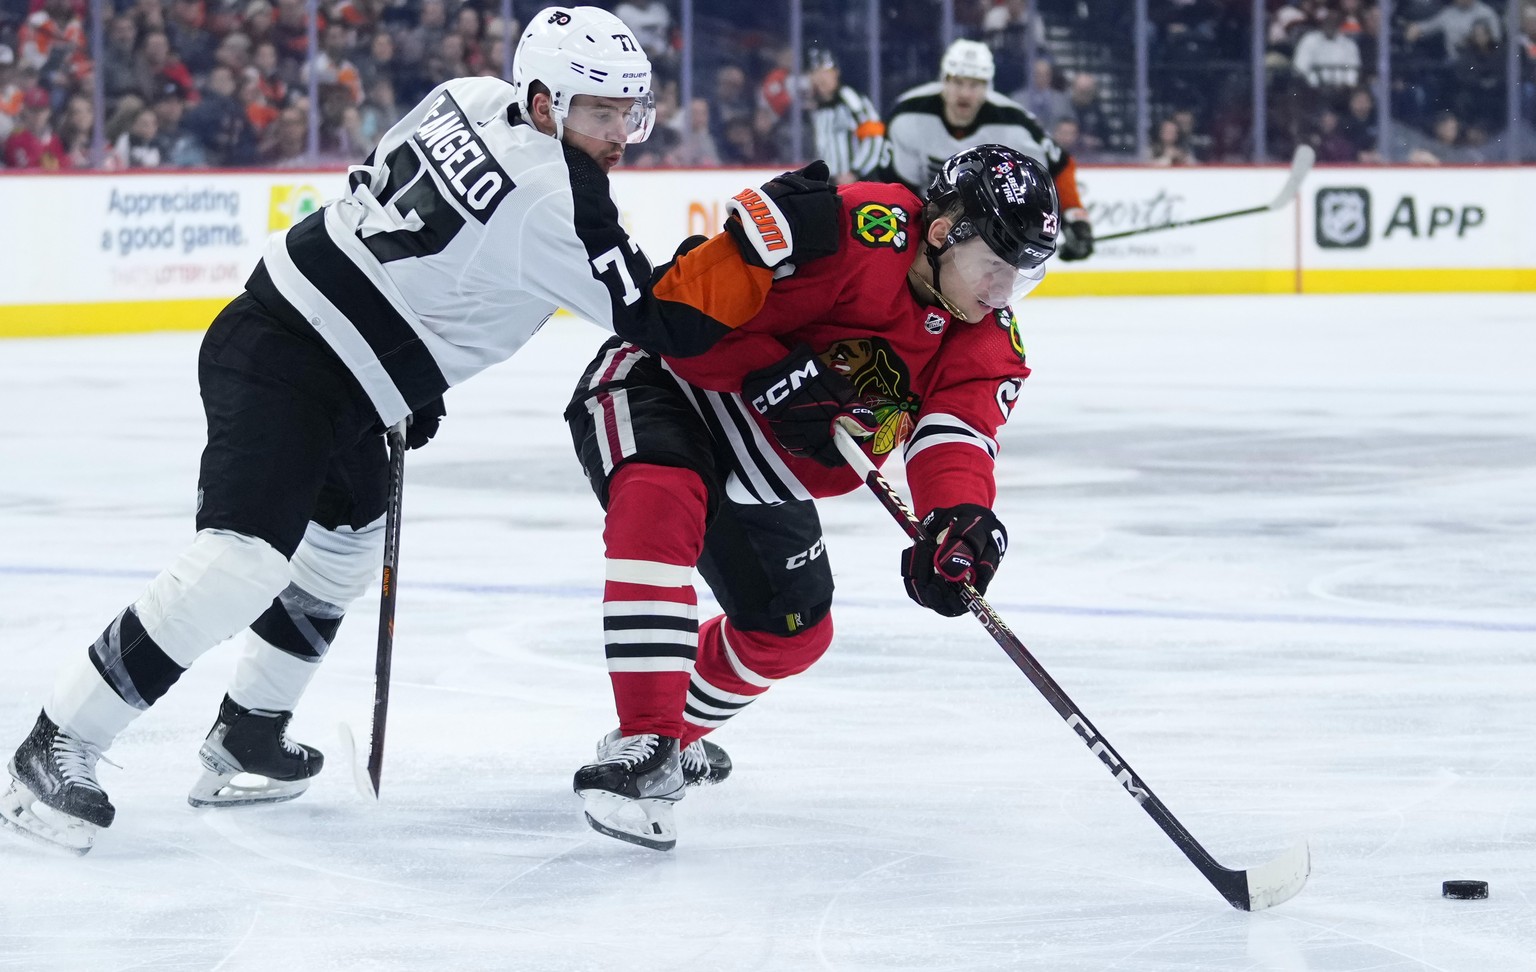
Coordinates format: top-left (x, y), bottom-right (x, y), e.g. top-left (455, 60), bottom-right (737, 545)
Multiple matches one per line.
top-left (883, 39), bottom-right (1094, 261)
top-left (1, 5), bottom-right (842, 855)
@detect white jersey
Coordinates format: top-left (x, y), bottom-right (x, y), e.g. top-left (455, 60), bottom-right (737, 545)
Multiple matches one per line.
top-left (884, 82), bottom-right (1064, 198)
top-left (254, 77), bottom-right (661, 426)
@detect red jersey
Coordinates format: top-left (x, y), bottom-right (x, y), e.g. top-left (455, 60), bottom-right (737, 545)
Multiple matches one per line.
top-left (4, 127), bottom-right (70, 169)
top-left (665, 182), bottom-right (1032, 517)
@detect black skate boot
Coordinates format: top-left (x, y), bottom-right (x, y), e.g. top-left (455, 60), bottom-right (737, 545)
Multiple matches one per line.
top-left (681, 738), bottom-right (732, 787)
top-left (187, 695), bottom-right (324, 808)
top-left (574, 732), bottom-right (685, 851)
top-left (1, 709), bottom-right (115, 855)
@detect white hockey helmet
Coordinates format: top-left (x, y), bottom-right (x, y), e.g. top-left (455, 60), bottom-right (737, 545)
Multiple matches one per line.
top-left (940, 39), bottom-right (995, 85)
top-left (512, 6), bottom-right (655, 143)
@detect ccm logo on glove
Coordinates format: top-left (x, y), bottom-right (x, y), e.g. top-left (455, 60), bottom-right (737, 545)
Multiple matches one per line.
top-left (749, 358), bottom-right (822, 413)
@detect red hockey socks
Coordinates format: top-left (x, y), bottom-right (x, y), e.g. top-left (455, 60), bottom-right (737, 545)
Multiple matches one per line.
top-left (602, 463), bottom-right (709, 739)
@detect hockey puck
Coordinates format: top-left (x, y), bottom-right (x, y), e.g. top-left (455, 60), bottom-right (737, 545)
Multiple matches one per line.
top-left (1442, 880), bottom-right (1489, 899)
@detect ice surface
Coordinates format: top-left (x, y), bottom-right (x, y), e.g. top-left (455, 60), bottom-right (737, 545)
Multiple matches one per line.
top-left (0, 294), bottom-right (1531, 971)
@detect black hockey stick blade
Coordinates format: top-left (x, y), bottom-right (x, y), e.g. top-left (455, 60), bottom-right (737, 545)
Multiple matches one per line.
top-left (831, 427), bottom-right (1310, 911)
top-left (366, 421), bottom-right (408, 798)
top-left (1096, 145), bottom-right (1315, 243)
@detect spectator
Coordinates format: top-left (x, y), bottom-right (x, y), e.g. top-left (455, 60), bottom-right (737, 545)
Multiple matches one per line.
top-left (102, 16), bottom-right (142, 101)
top-left (1406, 0), bottom-right (1502, 62)
top-left (272, 0), bottom-right (313, 64)
top-left (710, 62), bottom-right (754, 135)
top-left (718, 113), bottom-right (763, 164)
top-left (355, 29), bottom-right (397, 91)
top-left (1453, 19), bottom-right (1504, 131)
top-left (105, 94), bottom-right (147, 146)
top-left (1051, 115), bottom-right (1081, 155)
top-left (166, 0), bottom-right (218, 75)
top-left (249, 41), bottom-right (289, 110)
top-left (4, 86), bottom-right (70, 168)
top-left (129, 0), bottom-right (168, 37)
top-left (1340, 86), bottom-right (1381, 161)
top-left (151, 88), bottom-right (204, 165)
top-left (0, 49), bottom-right (24, 143)
top-left (393, 0), bottom-right (448, 72)
top-left (1293, 11), bottom-right (1362, 88)
top-left (614, 0), bottom-right (672, 62)
top-left (261, 100), bottom-right (308, 164)
top-left (1149, 116), bottom-right (1195, 165)
top-left (1402, 110), bottom-right (1485, 162)
top-left (241, 1), bottom-right (275, 46)
top-left (983, 0), bottom-right (1046, 92)
top-left (240, 73), bottom-right (278, 133)
top-left (133, 31), bottom-right (197, 105)
top-left (670, 95), bottom-right (720, 166)
top-left (113, 105), bottom-right (164, 167)
top-left (1068, 72), bottom-right (1112, 154)
top-left (17, 0), bottom-right (90, 90)
top-left (57, 91), bottom-right (95, 166)
top-left (184, 63), bottom-right (258, 165)
top-left (1013, 58), bottom-right (1072, 131)
top-left (452, 6), bottom-right (485, 75)
top-left (214, 33), bottom-right (254, 78)
top-left (356, 74), bottom-right (398, 149)
top-left (305, 23), bottom-right (363, 105)
top-left (1311, 108), bottom-right (1358, 162)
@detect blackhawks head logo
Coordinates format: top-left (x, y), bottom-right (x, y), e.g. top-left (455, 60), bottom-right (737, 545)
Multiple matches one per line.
top-left (994, 306), bottom-right (1027, 363)
top-left (851, 202), bottom-right (909, 251)
top-left (818, 337), bottom-right (920, 455)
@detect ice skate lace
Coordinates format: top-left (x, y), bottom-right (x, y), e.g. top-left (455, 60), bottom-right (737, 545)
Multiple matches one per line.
top-left (275, 715), bottom-right (304, 758)
top-left (680, 741), bottom-right (706, 777)
top-left (601, 734), bottom-right (659, 768)
top-left (51, 736), bottom-right (117, 794)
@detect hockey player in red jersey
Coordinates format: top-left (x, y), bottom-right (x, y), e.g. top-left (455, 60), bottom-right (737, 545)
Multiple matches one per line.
top-left (565, 144), bottom-right (1058, 849)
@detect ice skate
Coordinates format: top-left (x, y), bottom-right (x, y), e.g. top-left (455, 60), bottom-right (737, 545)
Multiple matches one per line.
top-left (188, 695), bottom-right (323, 808)
top-left (574, 732), bottom-right (685, 851)
top-left (681, 737), bottom-right (731, 787)
top-left (1, 710), bottom-right (115, 855)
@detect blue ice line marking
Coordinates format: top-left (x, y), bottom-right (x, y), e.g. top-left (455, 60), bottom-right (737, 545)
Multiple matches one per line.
top-left (3, 563), bottom-right (1530, 634)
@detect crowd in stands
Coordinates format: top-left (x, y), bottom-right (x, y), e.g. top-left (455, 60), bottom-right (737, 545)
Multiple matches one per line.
top-left (0, 0), bottom-right (1531, 170)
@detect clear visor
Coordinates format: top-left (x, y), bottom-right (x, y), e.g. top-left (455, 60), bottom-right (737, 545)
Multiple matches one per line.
top-left (560, 92), bottom-right (656, 145)
top-left (946, 236), bottom-right (1048, 309)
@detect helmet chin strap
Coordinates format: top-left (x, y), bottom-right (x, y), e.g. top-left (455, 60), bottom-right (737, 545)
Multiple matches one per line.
top-left (911, 241), bottom-right (975, 322)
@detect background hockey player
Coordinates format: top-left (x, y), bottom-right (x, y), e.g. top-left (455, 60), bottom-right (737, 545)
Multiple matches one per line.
top-left (883, 39), bottom-right (1092, 263)
top-left (1, 5), bottom-right (841, 855)
top-left (804, 46), bottom-right (887, 185)
top-left (565, 144), bottom-right (1057, 850)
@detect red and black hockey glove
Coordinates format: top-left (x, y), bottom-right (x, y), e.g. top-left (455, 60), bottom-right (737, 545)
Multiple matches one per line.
top-left (725, 160), bottom-right (842, 272)
top-left (404, 395), bottom-right (445, 450)
top-left (901, 504), bottom-right (1008, 617)
top-left (742, 344), bottom-right (878, 467)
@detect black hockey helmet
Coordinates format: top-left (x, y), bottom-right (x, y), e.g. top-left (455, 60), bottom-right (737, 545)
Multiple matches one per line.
top-left (926, 144), bottom-right (1059, 271)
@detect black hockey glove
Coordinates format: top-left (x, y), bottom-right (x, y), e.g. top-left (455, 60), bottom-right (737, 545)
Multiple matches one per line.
top-left (1058, 207), bottom-right (1094, 262)
top-left (404, 395), bottom-right (444, 450)
top-left (725, 160), bottom-right (842, 273)
top-left (741, 344), bottom-right (879, 467)
top-left (901, 504), bottom-right (1008, 617)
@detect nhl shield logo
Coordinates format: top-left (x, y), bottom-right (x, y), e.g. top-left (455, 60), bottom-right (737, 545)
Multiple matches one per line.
top-left (924, 312), bottom-right (946, 335)
top-left (1315, 188), bottom-right (1371, 248)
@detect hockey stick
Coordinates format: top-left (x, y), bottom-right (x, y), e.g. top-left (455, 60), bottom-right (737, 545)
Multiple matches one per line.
top-left (366, 420), bottom-right (408, 798)
top-left (831, 427), bottom-right (1310, 911)
top-left (1095, 145), bottom-right (1315, 243)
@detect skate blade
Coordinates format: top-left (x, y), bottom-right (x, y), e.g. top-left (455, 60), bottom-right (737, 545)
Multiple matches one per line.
top-left (578, 789), bottom-right (677, 851)
top-left (187, 769), bottom-right (310, 809)
top-left (0, 779), bottom-right (97, 856)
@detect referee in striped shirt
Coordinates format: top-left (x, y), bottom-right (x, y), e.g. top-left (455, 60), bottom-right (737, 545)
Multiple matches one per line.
top-left (805, 47), bottom-right (887, 185)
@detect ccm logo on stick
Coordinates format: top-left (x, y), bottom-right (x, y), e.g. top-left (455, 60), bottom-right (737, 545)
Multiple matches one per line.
top-left (1066, 713), bottom-right (1150, 804)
